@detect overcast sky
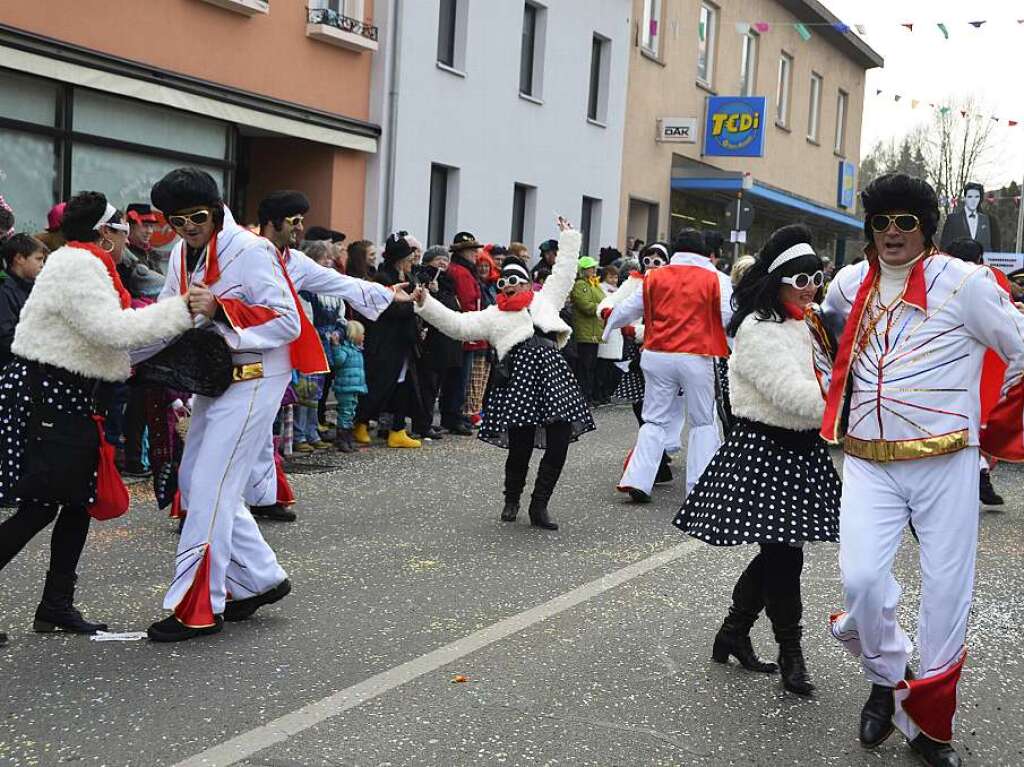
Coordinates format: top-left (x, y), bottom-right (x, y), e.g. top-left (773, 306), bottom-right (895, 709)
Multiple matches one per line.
top-left (816, 0), bottom-right (1024, 189)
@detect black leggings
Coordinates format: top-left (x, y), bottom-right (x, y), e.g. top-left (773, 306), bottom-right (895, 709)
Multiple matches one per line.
top-left (732, 542), bottom-right (805, 630)
top-left (504, 421), bottom-right (573, 504)
top-left (0, 500), bottom-right (91, 576)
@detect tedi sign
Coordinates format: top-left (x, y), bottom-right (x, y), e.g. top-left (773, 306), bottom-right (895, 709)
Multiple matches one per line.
top-left (703, 96), bottom-right (767, 157)
top-left (657, 117), bottom-right (698, 143)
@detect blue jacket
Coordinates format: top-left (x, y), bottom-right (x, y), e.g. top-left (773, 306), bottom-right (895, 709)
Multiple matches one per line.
top-left (332, 340), bottom-right (367, 395)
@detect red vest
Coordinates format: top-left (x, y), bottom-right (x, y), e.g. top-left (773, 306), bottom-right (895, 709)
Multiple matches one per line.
top-left (642, 264), bottom-right (729, 356)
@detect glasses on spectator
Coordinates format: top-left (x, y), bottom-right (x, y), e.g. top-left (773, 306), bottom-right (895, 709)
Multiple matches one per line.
top-left (284, 215), bottom-right (305, 226)
top-left (497, 275), bottom-right (528, 290)
top-left (780, 271), bottom-right (825, 289)
top-left (168, 209), bottom-right (211, 229)
top-left (869, 214), bottom-right (920, 234)
top-left (103, 221), bottom-right (130, 233)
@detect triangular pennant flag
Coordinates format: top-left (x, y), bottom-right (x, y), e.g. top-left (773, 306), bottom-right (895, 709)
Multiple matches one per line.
top-left (894, 95), bottom-right (902, 102)
top-left (937, 23), bottom-right (949, 39)
top-left (875, 88), bottom-right (883, 96)
top-left (832, 23), bottom-right (851, 33)
top-left (735, 22), bottom-right (751, 35)
top-left (794, 23), bottom-right (812, 41)
top-left (754, 22), bottom-right (772, 33)
top-left (854, 24), bottom-right (867, 35)
top-left (960, 110), bottom-right (968, 118)
top-left (911, 100), bottom-right (920, 109)
top-left (1009, 120), bottom-right (1019, 127)
top-left (902, 23), bottom-right (914, 31)
top-left (968, 21), bottom-right (986, 28)
top-left (992, 116), bottom-right (1000, 122)
top-left (940, 107), bottom-right (951, 115)
top-left (929, 103), bottom-right (935, 108)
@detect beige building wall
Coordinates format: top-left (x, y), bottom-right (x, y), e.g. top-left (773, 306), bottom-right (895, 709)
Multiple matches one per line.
top-left (619, 0), bottom-right (873, 246)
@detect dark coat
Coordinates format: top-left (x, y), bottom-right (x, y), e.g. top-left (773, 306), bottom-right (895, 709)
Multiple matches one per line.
top-left (357, 264), bottom-right (418, 419)
top-left (414, 267), bottom-right (463, 370)
top-left (940, 208), bottom-right (1001, 252)
top-left (0, 274), bottom-right (32, 370)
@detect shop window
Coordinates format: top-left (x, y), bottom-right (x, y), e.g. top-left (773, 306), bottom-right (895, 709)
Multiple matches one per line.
top-left (0, 69), bottom-right (59, 127)
top-left (807, 72), bottom-right (822, 143)
top-left (641, 0), bottom-right (662, 57)
top-left (581, 196), bottom-right (602, 257)
top-left (520, 3), bottom-right (547, 99)
top-left (0, 129), bottom-right (59, 233)
top-left (776, 52), bottom-right (792, 127)
top-left (835, 89), bottom-right (848, 155)
top-left (739, 31), bottom-right (758, 97)
top-left (697, 3), bottom-right (717, 87)
top-left (587, 34), bottom-right (611, 124)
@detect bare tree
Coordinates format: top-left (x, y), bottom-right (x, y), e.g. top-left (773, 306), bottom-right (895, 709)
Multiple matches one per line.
top-left (926, 96), bottom-right (996, 212)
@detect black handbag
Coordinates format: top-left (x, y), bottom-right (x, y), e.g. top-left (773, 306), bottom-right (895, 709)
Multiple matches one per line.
top-left (132, 329), bottom-right (233, 397)
top-left (14, 365), bottom-right (100, 505)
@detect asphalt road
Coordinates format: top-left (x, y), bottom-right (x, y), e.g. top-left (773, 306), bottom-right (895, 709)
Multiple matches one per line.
top-left (1, 405), bottom-right (1021, 767)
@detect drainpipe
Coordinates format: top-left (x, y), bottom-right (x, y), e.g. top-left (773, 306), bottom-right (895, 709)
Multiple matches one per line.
top-left (381, 0), bottom-right (401, 241)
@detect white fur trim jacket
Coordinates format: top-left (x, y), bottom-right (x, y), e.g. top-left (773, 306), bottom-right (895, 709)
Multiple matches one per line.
top-left (728, 313), bottom-right (824, 431)
top-left (12, 244), bottom-right (193, 382)
top-left (415, 230), bottom-right (581, 360)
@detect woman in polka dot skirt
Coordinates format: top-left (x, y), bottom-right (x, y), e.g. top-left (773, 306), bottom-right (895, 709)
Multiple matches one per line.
top-left (673, 224), bottom-right (840, 697)
top-left (413, 218), bottom-right (594, 531)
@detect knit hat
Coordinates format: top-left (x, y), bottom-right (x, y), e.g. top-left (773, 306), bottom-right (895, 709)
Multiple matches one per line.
top-left (257, 190), bottom-right (310, 226)
top-left (500, 257), bottom-right (530, 281)
top-left (406, 234), bottom-right (423, 251)
top-left (151, 167), bottom-right (221, 215)
top-left (422, 245), bottom-right (450, 265)
top-left (539, 239), bottom-right (558, 254)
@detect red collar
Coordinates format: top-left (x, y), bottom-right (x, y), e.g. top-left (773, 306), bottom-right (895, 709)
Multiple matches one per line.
top-left (496, 291), bottom-right (534, 312)
top-left (69, 241), bottom-right (131, 309)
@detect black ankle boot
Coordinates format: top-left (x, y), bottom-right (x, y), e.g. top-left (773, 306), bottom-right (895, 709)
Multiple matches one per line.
top-left (501, 499), bottom-right (519, 522)
top-left (528, 499), bottom-right (558, 530)
top-left (33, 570), bottom-right (108, 634)
top-left (711, 608), bottom-right (777, 673)
top-left (908, 734), bottom-right (962, 766)
top-left (859, 684), bottom-right (896, 748)
top-left (774, 625), bottom-right (814, 695)
top-left (0, 631), bottom-right (7, 646)
top-left (979, 469), bottom-right (1004, 506)
top-left (336, 428), bottom-right (355, 453)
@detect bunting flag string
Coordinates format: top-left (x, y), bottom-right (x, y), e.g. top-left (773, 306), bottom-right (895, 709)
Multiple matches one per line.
top-left (729, 18), bottom-right (1024, 38)
top-left (869, 88), bottom-right (1023, 129)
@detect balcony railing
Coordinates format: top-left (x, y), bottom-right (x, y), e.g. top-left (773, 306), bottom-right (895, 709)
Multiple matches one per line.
top-left (307, 8), bottom-right (379, 42)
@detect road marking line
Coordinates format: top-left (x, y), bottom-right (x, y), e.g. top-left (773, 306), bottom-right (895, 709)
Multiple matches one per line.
top-left (173, 538), bottom-right (701, 767)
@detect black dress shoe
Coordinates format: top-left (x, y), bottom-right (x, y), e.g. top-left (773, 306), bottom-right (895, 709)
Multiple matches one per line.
top-left (223, 579), bottom-right (292, 622)
top-left (627, 488), bottom-right (652, 504)
top-left (500, 500), bottom-right (519, 522)
top-left (427, 426), bottom-right (444, 440)
top-left (979, 470), bottom-right (1005, 506)
top-left (147, 614), bottom-right (224, 642)
top-left (908, 734), bottom-right (962, 766)
top-left (444, 423), bottom-right (473, 436)
top-left (251, 504), bottom-right (297, 522)
top-left (859, 684), bottom-right (896, 748)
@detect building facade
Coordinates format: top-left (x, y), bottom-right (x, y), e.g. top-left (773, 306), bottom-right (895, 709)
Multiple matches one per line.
top-left (619, 0), bottom-right (882, 262)
top-left (365, 0), bottom-right (630, 257)
top-left (0, 0), bottom-right (379, 235)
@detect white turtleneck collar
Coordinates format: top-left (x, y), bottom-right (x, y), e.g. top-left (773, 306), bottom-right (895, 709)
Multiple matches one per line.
top-left (877, 251), bottom-right (926, 305)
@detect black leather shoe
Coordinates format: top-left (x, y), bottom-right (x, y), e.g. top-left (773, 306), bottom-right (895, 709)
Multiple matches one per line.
top-left (500, 500), bottom-right (519, 522)
top-left (711, 628), bottom-right (777, 673)
top-left (444, 423), bottom-right (474, 436)
top-left (251, 504), bottom-right (297, 522)
top-left (147, 614), bottom-right (223, 642)
top-left (33, 570), bottom-right (108, 634)
top-left (223, 579), bottom-right (292, 622)
top-left (908, 734), bottom-right (962, 766)
top-left (859, 684), bottom-right (896, 748)
top-left (627, 488), bottom-right (652, 504)
top-left (979, 470), bottom-right (1005, 506)
top-left (528, 499), bottom-right (559, 530)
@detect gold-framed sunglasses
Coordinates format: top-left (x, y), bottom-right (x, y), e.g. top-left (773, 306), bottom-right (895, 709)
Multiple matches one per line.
top-left (283, 214), bottom-right (305, 226)
top-left (869, 213), bottom-right (921, 234)
top-left (168, 209), bottom-right (212, 229)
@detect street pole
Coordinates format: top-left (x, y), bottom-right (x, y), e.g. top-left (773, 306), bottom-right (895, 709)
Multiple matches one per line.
top-left (1016, 172), bottom-right (1024, 254)
top-left (733, 193), bottom-right (742, 262)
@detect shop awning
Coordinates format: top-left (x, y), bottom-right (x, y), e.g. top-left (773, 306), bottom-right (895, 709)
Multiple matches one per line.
top-left (671, 176), bottom-right (862, 232)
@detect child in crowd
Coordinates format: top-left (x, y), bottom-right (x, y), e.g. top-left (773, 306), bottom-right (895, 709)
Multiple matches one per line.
top-left (332, 320), bottom-right (367, 453)
top-left (0, 233), bottom-right (48, 370)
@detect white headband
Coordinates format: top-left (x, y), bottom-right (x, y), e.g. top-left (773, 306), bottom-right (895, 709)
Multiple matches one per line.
top-left (502, 263), bottom-right (530, 280)
top-left (92, 203), bottom-right (118, 230)
top-left (768, 242), bottom-right (815, 273)
top-left (645, 244), bottom-right (668, 260)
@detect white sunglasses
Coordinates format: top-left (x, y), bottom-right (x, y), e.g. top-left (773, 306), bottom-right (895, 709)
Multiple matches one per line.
top-left (497, 274), bottom-right (528, 290)
top-left (780, 271), bottom-right (824, 289)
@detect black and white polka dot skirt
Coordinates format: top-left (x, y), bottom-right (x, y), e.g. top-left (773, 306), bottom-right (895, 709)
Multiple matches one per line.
top-left (479, 340), bottom-right (596, 450)
top-left (612, 339), bottom-right (644, 403)
top-left (673, 418), bottom-right (840, 546)
top-left (0, 359), bottom-right (97, 507)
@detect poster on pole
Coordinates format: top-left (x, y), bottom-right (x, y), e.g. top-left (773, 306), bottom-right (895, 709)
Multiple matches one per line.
top-left (703, 96), bottom-right (767, 157)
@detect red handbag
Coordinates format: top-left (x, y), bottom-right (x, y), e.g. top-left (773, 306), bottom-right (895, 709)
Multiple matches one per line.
top-left (87, 415), bottom-right (130, 521)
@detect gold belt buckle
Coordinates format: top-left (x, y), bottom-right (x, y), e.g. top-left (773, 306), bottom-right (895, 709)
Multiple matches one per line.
top-left (232, 362), bottom-right (264, 383)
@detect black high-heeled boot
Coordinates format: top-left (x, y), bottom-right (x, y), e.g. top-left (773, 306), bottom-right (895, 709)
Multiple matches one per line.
top-left (774, 625), bottom-right (815, 695)
top-left (528, 499), bottom-right (558, 530)
top-left (501, 498), bottom-right (520, 522)
top-left (33, 570), bottom-right (108, 634)
top-left (711, 609), bottom-right (777, 673)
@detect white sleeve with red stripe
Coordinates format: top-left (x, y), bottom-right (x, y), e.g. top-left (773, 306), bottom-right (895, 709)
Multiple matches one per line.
top-left (214, 242), bottom-right (301, 351)
top-left (286, 251), bottom-right (394, 321)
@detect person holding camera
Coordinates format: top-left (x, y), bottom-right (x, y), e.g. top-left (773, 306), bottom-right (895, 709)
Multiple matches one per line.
top-left (0, 192), bottom-right (194, 645)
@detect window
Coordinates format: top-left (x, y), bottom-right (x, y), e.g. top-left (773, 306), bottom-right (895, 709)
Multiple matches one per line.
top-left (697, 3), bottom-right (717, 86)
top-left (587, 34), bottom-right (611, 123)
top-left (739, 31), bottom-right (758, 96)
top-left (641, 0), bottom-right (662, 56)
top-left (807, 72), bottom-right (822, 142)
top-left (520, 4), bottom-right (547, 98)
top-left (834, 89), bottom-right (848, 155)
top-left (437, 0), bottom-right (458, 67)
top-left (511, 183), bottom-right (535, 244)
top-left (428, 164), bottom-right (454, 247)
top-left (580, 196), bottom-right (602, 257)
top-left (776, 53), bottom-right (792, 126)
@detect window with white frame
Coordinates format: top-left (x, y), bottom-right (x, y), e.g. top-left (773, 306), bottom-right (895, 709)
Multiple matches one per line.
top-left (835, 89), bottom-right (849, 154)
top-left (587, 34), bottom-right (611, 123)
top-left (807, 72), bottom-right (822, 142)
top-left (641, 0), bottom-right (662, 56)
top-left (581, 196), bottom-right (602, 257)
top-left (428, 163), bottom-right (456, 247)
top-left (520, 3), bottom-right (547, 98)
top-left (511, 183), bottom-right (536, 244)
top-left (697, 2), bottom-right (717, 86)
top-left (776, 52), bottom-right (792, 126)
top-left (739, 31), bottom-right (758, 96)
top-left (437, 0), bottom-right (460, 68)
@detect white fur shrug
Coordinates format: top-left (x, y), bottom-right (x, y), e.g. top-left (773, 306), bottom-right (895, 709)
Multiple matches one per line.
top-left (415, 230), bottom-right (581, 360)
top-left (12, 244), bottom-right (193, 382)
top-left (728, 313), bottom-right (825, 431)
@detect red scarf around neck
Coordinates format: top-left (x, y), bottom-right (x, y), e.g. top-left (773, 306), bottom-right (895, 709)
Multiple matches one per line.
top-left (69, 241), bottom-right (131, 309)
top-left (496, 290), bottom-right (534, 312)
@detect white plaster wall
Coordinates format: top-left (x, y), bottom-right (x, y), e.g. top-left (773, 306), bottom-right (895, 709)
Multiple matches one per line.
top-left (366, 0), bottom-right (631, 255)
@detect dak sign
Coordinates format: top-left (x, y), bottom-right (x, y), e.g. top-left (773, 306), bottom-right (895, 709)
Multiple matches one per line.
top-left (703, 96), bottom-right (767, 157)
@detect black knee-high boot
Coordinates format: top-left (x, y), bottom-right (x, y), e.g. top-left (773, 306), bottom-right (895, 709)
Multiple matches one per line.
top-left (503, 426), bottom-right (534, 522)
top-left (528, 422), bottom-right (571, 531)
top-left (712, 552), bottom-right (776, 673)
top-left (761, 544), bottom-right (813, 695)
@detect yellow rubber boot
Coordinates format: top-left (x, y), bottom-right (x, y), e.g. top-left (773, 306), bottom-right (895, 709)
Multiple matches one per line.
top-left (352, 422), bottom-right (372, 444)
top-left (387, 429), bottom-right (422, 449)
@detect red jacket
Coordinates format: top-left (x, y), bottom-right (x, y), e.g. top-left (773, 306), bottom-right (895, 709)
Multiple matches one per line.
top-left (447, 257), bottom-right (487, 352)
top-left (642, 264), bottom-right (729, 356)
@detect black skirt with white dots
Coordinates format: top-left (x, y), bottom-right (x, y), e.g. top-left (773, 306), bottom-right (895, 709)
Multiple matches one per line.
top-left (0, 359), bottom-right (98, 507)
top-left (479, 338), bottom-right (596, 450)
top-left (673, 418), bottom-right (840, 546)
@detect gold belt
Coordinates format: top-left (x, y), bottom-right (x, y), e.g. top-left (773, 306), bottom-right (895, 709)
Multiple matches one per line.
top-left (842, 429), bottom-right (969, 462)
top-left (232, 363), bottom-right (264, 383)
